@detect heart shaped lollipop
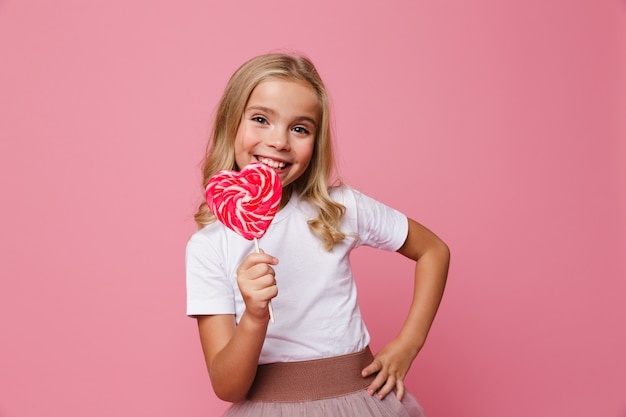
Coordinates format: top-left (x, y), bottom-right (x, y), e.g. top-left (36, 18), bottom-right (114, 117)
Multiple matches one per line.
top-left (205, 162), bottom-right (282, 323)
top-left (206, 162), bottom-right (282, 240)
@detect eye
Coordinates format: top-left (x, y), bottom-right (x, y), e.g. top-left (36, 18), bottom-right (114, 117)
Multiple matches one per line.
top-left (251, 116), bottom-right (268, 124)
top-left (292, 125), bottom-right (311, 135)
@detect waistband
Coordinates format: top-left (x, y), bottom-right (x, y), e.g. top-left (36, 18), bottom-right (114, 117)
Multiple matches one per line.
top-left (246, 347), bottom-right (375, 402)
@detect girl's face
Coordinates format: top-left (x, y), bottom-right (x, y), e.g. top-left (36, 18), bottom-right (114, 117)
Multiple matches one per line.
top-left (234, 79), bottom-right (319, 189)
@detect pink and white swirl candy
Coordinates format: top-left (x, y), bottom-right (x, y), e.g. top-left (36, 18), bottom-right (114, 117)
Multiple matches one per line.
top-left (205, 162), bottom-right (282, 240)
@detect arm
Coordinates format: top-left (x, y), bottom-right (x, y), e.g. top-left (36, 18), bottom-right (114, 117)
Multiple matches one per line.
top-left (362, 217), bottom-right (450, 400)
top-left (196, 251), bottom-right (278, 402)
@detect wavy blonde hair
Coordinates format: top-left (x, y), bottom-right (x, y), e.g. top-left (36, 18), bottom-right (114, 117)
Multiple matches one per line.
top-left (194, 53), bottom-right (346, 250)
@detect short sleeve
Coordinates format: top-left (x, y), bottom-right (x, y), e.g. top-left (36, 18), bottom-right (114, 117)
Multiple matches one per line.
top-left (337, 187), bottom-right (409, 251)
top-left (185, 231), bottom-right (235, 316)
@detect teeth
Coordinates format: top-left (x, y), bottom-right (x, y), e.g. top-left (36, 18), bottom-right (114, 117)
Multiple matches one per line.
top-left (258, 157), bottom-right (286, 169)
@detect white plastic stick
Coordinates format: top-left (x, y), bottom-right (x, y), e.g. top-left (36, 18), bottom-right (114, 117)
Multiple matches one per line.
top-left (254, 238), bottom-right (275, 323)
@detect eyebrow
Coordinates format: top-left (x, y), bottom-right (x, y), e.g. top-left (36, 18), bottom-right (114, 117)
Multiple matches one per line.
top-left (246, 105), bottom-right (277, 116)
top-left (246, 105), bottom-right (318, 127)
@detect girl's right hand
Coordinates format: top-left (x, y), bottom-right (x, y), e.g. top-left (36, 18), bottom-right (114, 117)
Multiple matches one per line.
top-left (236, 251), bottom-right (279, 322)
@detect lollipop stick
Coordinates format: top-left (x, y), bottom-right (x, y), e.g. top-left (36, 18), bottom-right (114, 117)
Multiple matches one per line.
top-left (254, 237), bottom-right (275, 323)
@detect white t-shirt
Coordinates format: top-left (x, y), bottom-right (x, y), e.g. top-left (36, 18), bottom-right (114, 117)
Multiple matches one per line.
top-left (186, 186), bottom-right (408, 364)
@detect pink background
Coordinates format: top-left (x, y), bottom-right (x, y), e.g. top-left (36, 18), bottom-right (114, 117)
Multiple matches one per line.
top-left (1, 1), bottom-right (625, 416)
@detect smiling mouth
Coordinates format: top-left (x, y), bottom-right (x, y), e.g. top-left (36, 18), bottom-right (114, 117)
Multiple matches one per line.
top-left (256, 156), bottom-right (288, 170)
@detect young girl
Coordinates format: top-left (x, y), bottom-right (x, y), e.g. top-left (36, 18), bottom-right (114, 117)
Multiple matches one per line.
top-left (186, 53), bottom-right (450, 417)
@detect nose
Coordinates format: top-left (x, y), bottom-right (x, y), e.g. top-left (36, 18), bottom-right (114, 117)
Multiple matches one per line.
top-left (267, 128), bottom-right (290, 150)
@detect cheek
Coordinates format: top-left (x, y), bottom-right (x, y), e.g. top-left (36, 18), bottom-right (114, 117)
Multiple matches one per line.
top-left (234, 126), bottom-right (252, 152)
top-left (293, 135), bottom-right (314, 154)
top-left (300, 140), bottom-right (315, 162)
top-left (233, 128), bottom-right (252, 168)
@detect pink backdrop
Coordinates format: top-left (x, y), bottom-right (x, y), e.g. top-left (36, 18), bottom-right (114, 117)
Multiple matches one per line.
top-left (1, 1), bottom-right (624, 416)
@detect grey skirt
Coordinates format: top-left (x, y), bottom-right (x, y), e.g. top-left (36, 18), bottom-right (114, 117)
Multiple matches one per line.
top-left (224, 347), bottom-right (426, 417)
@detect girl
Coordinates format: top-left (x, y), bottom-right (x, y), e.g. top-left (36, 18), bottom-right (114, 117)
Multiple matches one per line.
top-left (186, 53), bottom-right (450, 417)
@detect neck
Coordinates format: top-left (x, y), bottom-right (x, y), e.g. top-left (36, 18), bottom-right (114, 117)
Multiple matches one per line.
top-left (279, 186), bottom-right (292, 210)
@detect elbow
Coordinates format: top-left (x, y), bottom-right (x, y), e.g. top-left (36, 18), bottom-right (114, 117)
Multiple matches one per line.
top-left (214, 390), bottom-right (247, 403)
top-left (210, 374), bottom-right (250, 403)
top-left (417, 234), bottom-right (450, 263)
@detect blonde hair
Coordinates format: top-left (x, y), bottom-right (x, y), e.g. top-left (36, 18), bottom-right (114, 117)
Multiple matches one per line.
top-left (194, 53), bottom-right (346, 250)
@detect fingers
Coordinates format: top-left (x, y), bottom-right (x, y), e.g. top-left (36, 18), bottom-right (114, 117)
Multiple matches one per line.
top-left (364, 360), bottom-right (386, 397)
top-left (237, 252), bottom-right (278, 285)
top-left (238, 251), bottom-right (278, 271)
top-left (361, 359), bottom-right (381, 378)
top-left (363, 359), bottom-right (406, 401)
top-left (367, 368), bottom-right (394, 399)
top-left (239, 262), bottom-right (278, 295)
top-left (395, 380), bottom-right (405, 401)
top-left (237, 252), bottom-right (279, 320)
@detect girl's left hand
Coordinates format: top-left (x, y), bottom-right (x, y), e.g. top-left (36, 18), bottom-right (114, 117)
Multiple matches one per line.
top-left (361, 338), bottom-right (420, 401)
